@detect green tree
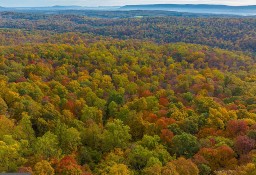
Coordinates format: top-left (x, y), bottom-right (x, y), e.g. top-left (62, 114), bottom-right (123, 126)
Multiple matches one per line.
top-left (61, 127), bottom-right (81, 154)
top-left (34, 131), bottom-right (61, 159)
top-left (171, 133), bottom-right (200, 158)
top-left (14, 112), bottom-right (35, 142)
top-left (128, 145), bottom-right (153, 170)
top-left (81, 105), bottom-right (103, 125)
top-left (102, 119), bottom-right (131, 152)
top-left (0, 136), bottom-right (27, 172)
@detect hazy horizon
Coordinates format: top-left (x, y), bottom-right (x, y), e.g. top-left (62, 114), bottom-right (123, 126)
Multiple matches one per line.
top-left (0, 0), bottom-right (256, 7)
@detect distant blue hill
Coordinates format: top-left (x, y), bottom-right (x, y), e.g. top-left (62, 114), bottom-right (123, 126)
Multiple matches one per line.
top-left (0, 5), bottom-right (120, 11)
top-left (120, 4), bottom-right (256, 16)
top-left (120, 4), bottom-right (256, 10)
top-left (1, 4), bottom-right (256, 16)
top-left (52, 5), bottom-right (82, 8)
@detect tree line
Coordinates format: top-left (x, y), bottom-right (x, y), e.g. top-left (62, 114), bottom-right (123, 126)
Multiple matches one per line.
top-left (1, 12), bottom-right (256, 53)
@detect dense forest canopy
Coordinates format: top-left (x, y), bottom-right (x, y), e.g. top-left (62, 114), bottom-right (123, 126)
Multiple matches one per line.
top-left (1, 12), bottom-right (256, 53)
top-left (0, 30), bottom-right (256, 174)
top-left (0, 9), bottom-right (256, 175)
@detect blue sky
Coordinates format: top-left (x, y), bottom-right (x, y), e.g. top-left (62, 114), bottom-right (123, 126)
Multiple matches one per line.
top-left (0, 0), bottom-right (255, 7)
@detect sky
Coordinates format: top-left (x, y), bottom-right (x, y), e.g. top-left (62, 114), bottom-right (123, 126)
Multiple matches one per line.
top-left (0, 0), bottom-right (255, 7)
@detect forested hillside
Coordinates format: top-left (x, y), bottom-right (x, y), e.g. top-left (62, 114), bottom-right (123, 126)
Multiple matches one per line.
top-left (1, 12), bottom-right (256, 53)
top-left (0, 30), bottom-right (256, 174)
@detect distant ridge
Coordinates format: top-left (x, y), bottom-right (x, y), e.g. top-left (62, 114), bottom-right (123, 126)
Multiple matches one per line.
top-left (37, 5), bottom-right (84, 10)
top-left (120, 4), bottom-right (256, 9)
top-left (120, 4), bottom-right (256, 16)
top-left (0, 5), bottom-right (120, 11)
top-left (52, 5), bottom-right (82, 8)
top-left (0, 4), bottom-right (255, 16)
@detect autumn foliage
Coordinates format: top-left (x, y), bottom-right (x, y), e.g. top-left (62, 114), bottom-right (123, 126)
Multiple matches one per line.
top-left (0, 12), bottom-right (255, 175)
